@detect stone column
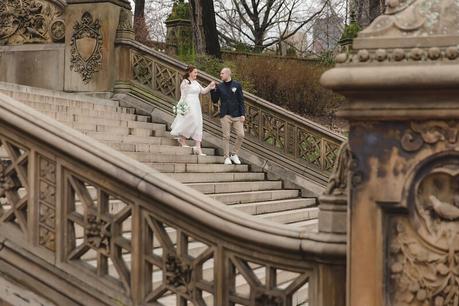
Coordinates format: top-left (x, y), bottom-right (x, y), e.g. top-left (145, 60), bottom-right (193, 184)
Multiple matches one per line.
top-left (64, 0), bottom-right (131, 92)
top-left (165, 1), bottom-right (193, 58)
top-left (322, 1), bottom-right (459, 305)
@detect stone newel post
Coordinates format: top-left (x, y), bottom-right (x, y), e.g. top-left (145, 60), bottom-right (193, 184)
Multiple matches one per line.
top-left (64, 0), bottom-right (132, 92)
top-left (321, 1), bottom-right (459, 305)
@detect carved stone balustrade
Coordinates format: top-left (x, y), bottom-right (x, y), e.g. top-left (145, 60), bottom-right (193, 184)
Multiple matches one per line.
top-left (0, 90), bottom-right (345, 305)
top-left (321, 0), bottom-right (459, 305)
top-left (113, 41), bottom-right (345, 196)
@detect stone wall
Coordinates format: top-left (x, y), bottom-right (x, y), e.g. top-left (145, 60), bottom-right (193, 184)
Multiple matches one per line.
top-left (0, 44), bottom-right (65, 91)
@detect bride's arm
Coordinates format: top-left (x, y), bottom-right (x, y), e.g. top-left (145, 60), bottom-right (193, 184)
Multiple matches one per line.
top-left (200, 82), bottom-right (215, 95)
top-left (180, 80), bottom-right (189, 101)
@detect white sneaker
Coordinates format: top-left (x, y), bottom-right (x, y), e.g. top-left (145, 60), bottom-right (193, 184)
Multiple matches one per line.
top-left (224, 157), bottom-right (232, 165)
top-left (230, 154), bottom-right (241, 165)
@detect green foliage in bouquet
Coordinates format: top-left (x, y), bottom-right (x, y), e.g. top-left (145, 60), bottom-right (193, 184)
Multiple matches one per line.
top-left (172, 100), bottom-right (190, 116)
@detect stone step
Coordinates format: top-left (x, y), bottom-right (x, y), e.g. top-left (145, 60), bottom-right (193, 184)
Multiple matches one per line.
top-left (40, 110), bottom-right (147, 122)
top-left (124, 152), bottom-right (225, 164)
top-left (87, 133), bottom-right (177, 146)
top-left (148, 163), bottom-right (250, 173)
top-left (186, 180), bottom-right (283, 194)
top-left (259, 207), bottom-right (319, 224)
top-left (232, 198), bottom-right (317, 215)
top-left (68, 124), bottom-right (156, 137)
top-left (19, 98), bottom-right (133, 114)
top-left (211, 190), bottom-right (300, 205)
top-left (34, 113), bottom-right (165, 131)
top-left (102, 142), bottom-right (216, 156)
top-left (167, 172), bottom-right (265, 183)
top-left (2, 89), bottom-right (121, 107)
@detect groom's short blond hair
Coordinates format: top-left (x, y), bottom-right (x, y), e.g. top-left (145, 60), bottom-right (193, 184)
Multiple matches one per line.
top-left (222, 67), bottom-right (232, 75)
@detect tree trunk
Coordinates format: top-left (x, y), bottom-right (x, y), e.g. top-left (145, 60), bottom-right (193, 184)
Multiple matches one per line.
top-left (190, 0), bottom-right (221, 58)
top-left (134, 0), bottom-right (145, 19)
top-left (253, 31), bottom-right (264, 53)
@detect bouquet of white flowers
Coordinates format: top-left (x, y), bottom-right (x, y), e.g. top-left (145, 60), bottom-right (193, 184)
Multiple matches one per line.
top-left (172, 99), bottom-right (190, 116)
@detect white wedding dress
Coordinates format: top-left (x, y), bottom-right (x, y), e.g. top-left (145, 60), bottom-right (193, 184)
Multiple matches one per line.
top-left (170, 79), bottom-right (211, 142)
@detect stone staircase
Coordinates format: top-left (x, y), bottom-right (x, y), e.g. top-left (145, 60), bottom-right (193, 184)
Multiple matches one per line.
top-left (1, 84), bottom-right (319, 229)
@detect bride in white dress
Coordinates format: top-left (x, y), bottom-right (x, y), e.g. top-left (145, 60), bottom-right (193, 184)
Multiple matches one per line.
top-left (170, 65), bottom-right (215, 155)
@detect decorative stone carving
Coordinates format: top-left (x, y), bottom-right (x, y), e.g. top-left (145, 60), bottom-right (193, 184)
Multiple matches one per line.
top-left (390, 220), bottom-right (459, 305)
top-left (70, 12), bottom-right (103, 83)
top-left (360, 0), bottom-right (459, 39)
top-left (0, 160), bottom-right (14, 192)
top-left (38, 156), bottom-right (56, 251)
top-left (165, 254), bottom-right (193, 293)
top-left (117, 9), bottom-right (133, 32)
top-left (389, 159), bottom-right (459, 305)
top-left (50, 19), bottom-right (65, 41)
top-left (401, 121), bottom-right (459, 152)
top-left (0, 0), bottom-right (64, 45)
top-left (0, 160), bottom-right (11, 216)
top-left (324, 141), bottom-right (352, 196)
top-left (85, 214), bottom-right (111, 253)
top-left (132, 54), bottom-right (153, 87)
top-left (255, 293), bottom-right (282, 306)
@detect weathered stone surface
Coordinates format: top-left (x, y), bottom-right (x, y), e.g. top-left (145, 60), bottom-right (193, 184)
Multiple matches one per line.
top-left (321, 0), bottom-right (459, 305)
top-left (64, 3), bottom-right (121, 92)
top-left (0, 273), bottom-right (56, 306)
top-left (0, 44), bottom-right (64, 91)
top-left (0, 0), bottom-right (65, 45)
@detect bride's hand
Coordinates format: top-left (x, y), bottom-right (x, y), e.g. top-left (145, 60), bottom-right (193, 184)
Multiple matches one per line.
top-left (209, 81), bottom-right (216, 90)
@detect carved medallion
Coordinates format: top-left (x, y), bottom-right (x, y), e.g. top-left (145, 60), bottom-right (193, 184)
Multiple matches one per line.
top-left (165, 254), bottom-right (193, 293)
top-left (413, 163), bottom-right (459, 250)
top-left (389, 157), bottom-right (459, 305)
top-left (50, 19), bottom-right (65, 42)
top-left (70, 12), bottom-right (103, 83)
top-left (0, 0), bottom-right (64, 45)
top-left (85, 214), bottom-right (111, 253)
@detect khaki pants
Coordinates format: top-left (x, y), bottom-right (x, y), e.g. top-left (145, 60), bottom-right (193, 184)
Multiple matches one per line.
top-left (220, 115), bottom-right (245, 157)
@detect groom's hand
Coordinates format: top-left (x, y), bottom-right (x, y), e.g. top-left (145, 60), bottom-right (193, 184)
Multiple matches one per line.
top-left (240, 116), bottom-right (245, 122)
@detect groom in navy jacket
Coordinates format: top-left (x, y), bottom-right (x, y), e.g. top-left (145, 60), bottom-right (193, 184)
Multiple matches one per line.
top-left (210, 68), bottom-right (245, 165)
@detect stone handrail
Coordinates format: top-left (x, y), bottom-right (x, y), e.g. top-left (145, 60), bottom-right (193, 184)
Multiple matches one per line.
top-left (115, 39), bottom-right (346, 188)
top-left (0, 92), bottom-right (345, 305)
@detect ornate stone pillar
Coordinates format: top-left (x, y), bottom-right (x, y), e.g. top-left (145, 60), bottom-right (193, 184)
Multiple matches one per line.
top-left (321, 0), bottom-right (459, 305)
top-left (64, 0), bottom-right (131, 92)
top-left (165, 0), bottom-right (193, 57)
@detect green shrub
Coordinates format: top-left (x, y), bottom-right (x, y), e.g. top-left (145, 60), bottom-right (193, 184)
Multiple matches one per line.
top-left (181, 54), bottom-right (257, 93)
top-left (232, 56), bottom-right (345, 117)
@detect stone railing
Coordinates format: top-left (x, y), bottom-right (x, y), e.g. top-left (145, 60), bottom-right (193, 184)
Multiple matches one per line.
top-left (114, 40), bottom-right (345, 188)
top-left (0, 92), bottom-right (345, 305)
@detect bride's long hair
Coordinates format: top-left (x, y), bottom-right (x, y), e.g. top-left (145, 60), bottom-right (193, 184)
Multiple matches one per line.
top-left (183, 65), bottom-right (197, 84)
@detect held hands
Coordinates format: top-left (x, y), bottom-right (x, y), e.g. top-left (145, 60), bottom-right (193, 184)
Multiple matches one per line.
top-left (240, 116), bottom-right (245, 122)
top-left (209, 81), bottom-right (216, 90)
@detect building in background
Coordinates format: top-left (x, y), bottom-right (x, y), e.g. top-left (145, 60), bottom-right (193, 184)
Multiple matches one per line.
top-left (312, 12), bottom-right (343, 53)
top-left (279, 31), bottom-right (308, 56)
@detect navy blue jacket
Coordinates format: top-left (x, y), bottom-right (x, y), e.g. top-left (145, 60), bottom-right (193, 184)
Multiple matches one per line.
top-left (210, 80), bottom-right (245, 118)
